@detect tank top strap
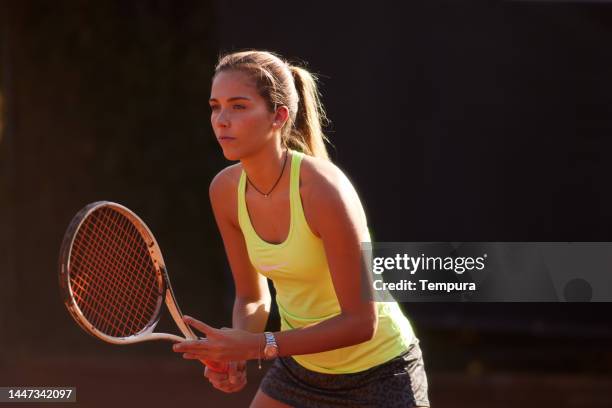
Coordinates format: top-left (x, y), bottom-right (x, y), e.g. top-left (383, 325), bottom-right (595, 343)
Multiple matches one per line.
top-left (288, 149), bottom-right (320, 243)
top-left (289, 149), bottom-right (304, 208)
top-left (237, 166), bottom-right (249, 234)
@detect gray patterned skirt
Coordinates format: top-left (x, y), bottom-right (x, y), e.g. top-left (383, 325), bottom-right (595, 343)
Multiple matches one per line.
top-left (260, 340), bottom-right (430, 408)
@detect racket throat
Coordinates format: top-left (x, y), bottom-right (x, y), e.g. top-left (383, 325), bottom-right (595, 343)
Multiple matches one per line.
top-left (163, 280), bottom-right (198, 341)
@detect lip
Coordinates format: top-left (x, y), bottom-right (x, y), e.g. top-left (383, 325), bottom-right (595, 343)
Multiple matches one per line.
top-left (218, 136), bottom-right (236, 142)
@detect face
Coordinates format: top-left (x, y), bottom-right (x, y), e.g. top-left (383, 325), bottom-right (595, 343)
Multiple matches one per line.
top-left (209, 70), bottom-right (281, 161)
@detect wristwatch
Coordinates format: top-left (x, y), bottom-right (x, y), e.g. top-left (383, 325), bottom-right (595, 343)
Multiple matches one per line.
top-left (263, 331), bottom-right (279, 360)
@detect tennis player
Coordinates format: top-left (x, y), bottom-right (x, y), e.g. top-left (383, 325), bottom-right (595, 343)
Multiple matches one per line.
top-left (172, 50), bottom-right (430, 408)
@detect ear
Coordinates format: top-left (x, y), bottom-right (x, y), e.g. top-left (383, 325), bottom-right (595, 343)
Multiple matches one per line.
top-left (273, 105), bottom-right (290, 128)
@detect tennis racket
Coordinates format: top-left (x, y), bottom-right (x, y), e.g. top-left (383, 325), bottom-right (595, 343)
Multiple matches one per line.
top-left (59, 201), bottom-right (228, 373)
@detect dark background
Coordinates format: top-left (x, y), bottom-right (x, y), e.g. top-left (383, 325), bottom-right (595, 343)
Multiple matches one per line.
top-left (1, 1), bottom-right (611, 407)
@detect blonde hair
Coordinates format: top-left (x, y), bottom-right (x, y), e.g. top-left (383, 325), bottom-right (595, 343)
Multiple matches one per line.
top-left (214, 50), bottom-right (331, 160)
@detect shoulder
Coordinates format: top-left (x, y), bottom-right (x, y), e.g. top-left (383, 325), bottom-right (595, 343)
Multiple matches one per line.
top-left (299, 153), bottom-right (367, 231)
top-left (209, 163), bottom-right (242, 225)
top-left (299, 153), bottom-right (360, 203)
top-left (209, 162), bottom-right (242, 196)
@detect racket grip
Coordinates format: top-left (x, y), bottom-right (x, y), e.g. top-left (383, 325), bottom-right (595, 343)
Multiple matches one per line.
top-left (203, 359), bottom-right (229, 373)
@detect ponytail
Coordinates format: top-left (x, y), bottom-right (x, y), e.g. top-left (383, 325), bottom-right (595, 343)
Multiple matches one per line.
top-left (286, 66), bottom-right (331, 161)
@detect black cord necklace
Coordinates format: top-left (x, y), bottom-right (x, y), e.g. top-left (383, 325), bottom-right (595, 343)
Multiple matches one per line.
top-left (246, 149), bottom-right (289, 198)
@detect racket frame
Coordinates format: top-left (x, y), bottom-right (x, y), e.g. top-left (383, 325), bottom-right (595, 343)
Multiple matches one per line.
top-left (59, 201), bottom-right (198, 345)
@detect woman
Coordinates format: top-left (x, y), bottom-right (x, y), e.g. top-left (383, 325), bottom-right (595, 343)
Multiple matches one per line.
top-left (172, 50), bottom-right (430, 408)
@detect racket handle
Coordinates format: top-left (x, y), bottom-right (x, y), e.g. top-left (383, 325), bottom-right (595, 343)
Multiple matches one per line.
top-left (203, 359), bottom-right (228, 373)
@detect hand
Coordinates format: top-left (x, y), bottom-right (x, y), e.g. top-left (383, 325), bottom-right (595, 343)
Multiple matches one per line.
top-left (204, 360), bottom-right (247, 393)
top-left (172, 315), bottom-right (261, 363)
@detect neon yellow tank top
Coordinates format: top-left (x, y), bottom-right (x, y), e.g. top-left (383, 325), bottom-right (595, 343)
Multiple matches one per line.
top-left (238, 149), bottom-right (415, 374)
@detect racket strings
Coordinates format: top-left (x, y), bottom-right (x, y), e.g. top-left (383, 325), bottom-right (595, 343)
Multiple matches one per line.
top-left (73, 227), bottom-right (150, 333)
top-left (72, 212), bottom-right (150, 335)
top-left (77, 209), bottom-right (158, 335)
top-left (86, 213), bottom-right (155, 326)
top-left (72, 216), bottom-right (138, 332)
top-left (69, 207), bottom-right (161, 338)
top-left (91, 209), bottom-right (159, 333)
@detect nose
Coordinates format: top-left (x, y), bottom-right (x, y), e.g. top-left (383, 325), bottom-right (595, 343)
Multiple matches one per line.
top-left (214, 110), bottom-right (230, 128)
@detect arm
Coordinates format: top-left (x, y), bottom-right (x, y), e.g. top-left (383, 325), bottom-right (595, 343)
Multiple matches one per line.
top-left (209, 169), bottom-right (272, 334)
top-left (269, 165), bottom-right (378, 357)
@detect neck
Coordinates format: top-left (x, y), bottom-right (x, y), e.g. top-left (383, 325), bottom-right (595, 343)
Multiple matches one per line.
top-left (241, 145), bottom-right (289, 193)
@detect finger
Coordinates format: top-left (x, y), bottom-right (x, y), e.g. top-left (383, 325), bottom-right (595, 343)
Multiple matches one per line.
top-left (209, 377), bottom-right (231, 389)
top-left (205, 367), bottom-right (228, 381)
top-left (212, 382), bottom-right (233, 393)
top-left (228, 361), bottom-right (239, 384)
top-left (210, 377), bottom-right (230, 386)
top-left (220, 383), bottom-right (245, 393)
top-left (228, 368), bottom-right (246, 384)
top-left (208, 366), bottom-right (245, 385)
top-left (182, 351), bottom-right (218, 362)
top-left (206, 360), bottom-right (229, 372)
top-left (183, 315), bottom-right (218, 337)
top-left (230, 372), bottom-right (246, 387)
top-left (212, 378), bottom-right (246, 393)
top-left (209, 373), bottom-right (229, 382)
top-left (173, 339), bottom-right (209, 352)
top-left (228, 376), bottom-right (247, 392)
top-left (182, 352), bottom-right (206, 360)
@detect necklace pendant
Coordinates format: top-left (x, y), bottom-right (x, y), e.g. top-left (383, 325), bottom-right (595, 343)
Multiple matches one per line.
top-left (264, 194), bottom-right (269, 198)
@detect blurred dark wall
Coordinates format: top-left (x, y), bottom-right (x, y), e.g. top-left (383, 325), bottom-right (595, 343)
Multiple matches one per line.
top-left (214, 0), bottom-right (612, 337)
top-left (216, 0), bottom-right (612, 240)
top-left (1, 0), bottom-right (612, 370)
top-left (0, 1), bottom-right (226, 356)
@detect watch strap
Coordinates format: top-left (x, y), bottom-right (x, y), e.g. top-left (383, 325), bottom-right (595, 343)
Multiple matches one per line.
top-left (264, 331), bottom-right (278, 359)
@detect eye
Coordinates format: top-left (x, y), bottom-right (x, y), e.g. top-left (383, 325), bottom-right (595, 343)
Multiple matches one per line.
top-left (210, 105), bottom-right (219, 111)
top-left (233, 105), bottom-right (246, 110)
